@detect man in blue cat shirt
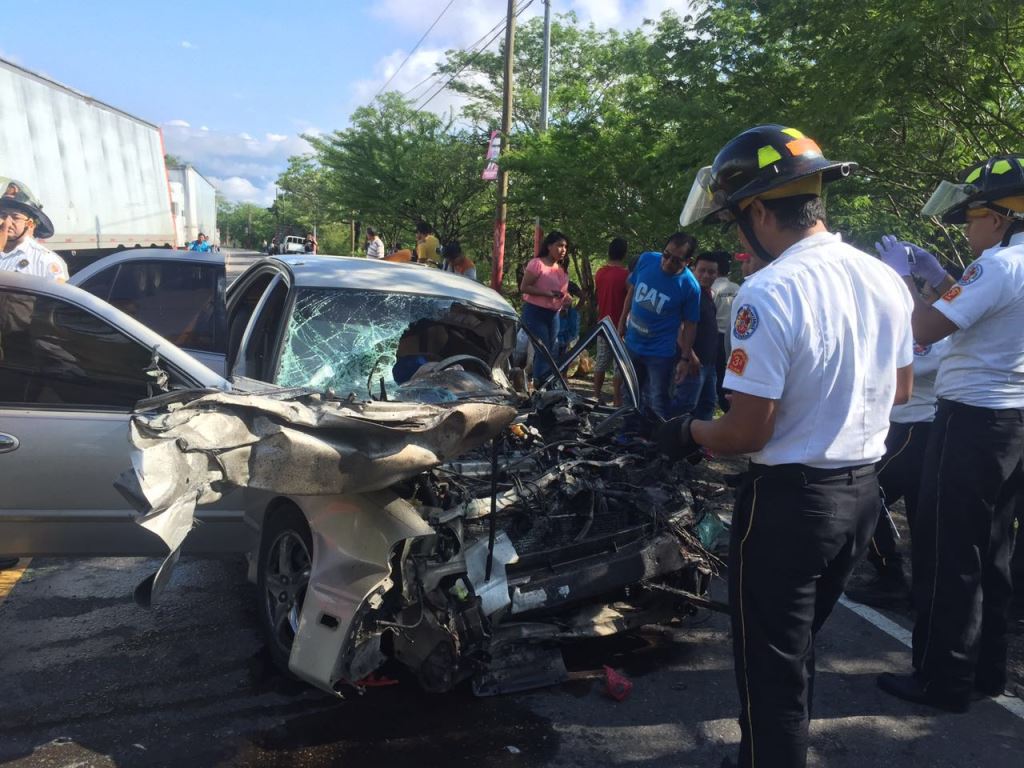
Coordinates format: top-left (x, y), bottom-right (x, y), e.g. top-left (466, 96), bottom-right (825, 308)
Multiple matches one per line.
top-left (616, 232), bottom-right (701, 418)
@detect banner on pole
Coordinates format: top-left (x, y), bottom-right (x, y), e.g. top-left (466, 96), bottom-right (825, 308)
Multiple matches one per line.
top-left (481, 130), bottom-right (501, 181)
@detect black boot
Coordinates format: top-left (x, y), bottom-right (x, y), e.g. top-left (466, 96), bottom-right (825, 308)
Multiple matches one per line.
top-left (845, 564), bottom-right (912, 611)
top-left (877, 672), bottom-right (970, 713)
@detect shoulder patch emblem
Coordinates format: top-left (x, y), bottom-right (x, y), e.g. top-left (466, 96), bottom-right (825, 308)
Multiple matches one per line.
top-left (941, 285), bottom-right (962, 302)
top-left (959, 262), bottom-right (982, 285)
top-left (47, 261), bottom-right (62, 275)
top-left (913, 342), bottom-right (932, 356)
top-left (17, 259), bottom-right (29, 269)
top-left (733, 304), bottom-right (759, 340)
top-left (727, 348), bottom-right (749, 375)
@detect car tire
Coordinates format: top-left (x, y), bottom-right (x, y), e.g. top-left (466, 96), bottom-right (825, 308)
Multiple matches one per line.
top-left (257, 505), bottom-right (313, 673)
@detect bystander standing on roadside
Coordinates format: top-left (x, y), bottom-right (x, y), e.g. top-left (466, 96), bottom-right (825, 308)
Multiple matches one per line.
top-left (672, 251), bottom-right (720, 420)
top-left (440, 240), bottom-right (476, 280)
top-left (876, 155), bottom-right (1024, 714)
top-left (415, 221), bottom-right (441, 265)
top-left (0, 179), bottom-right (67, 282)
top-left (555, 282), bottom-right (581, 362)
top-left (189, 232), bottom-right (212, 252)
top-left (303, 232), bottom-right (317, 253)
top-left (661, 125), bottom-right (913, 768)
top-left (365, 227), bottom-right (385, 260)
top-left (709, 251), bottom-right (739, 412)
top-left (593, 237), bottom-right (630, 404)
top-left (617, 232), bottom-right (700, 419)
top-left (520, 231), bottom-right (569, 386)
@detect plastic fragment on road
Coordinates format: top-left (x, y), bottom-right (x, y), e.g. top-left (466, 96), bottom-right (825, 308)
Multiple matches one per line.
top-left (603, 665), bottom-right (633, 701)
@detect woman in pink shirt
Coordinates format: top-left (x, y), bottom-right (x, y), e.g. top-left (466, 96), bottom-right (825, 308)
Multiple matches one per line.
top-left (519, 230), bottom-right (569, 385)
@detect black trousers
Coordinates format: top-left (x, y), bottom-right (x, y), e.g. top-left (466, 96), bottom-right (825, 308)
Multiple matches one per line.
top-left (867, 420), bottom-right (932, 571)
top-left (729, 462), bottom-right (878, 768)
top-left (911, 399), bottom-right (1024, 697)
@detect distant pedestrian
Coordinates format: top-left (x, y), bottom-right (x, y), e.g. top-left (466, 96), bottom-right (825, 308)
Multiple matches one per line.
top-left (555, 283), bottom-right (581, 362)
top-left (441, 240), bottom-right (476, 280)
top-left (593, 237), bottom-right (630, 404)
top-left (365, 227), bottom-right (385, 259)
top-left (520, 230), bottom-right (569, 386)
top-left (671, 251), bottom-right (719, 420)
top-left (189, 232), bottom-right (212, 252)
top-left (709, 251), bottom-right (740, 412)
top-left (415, 221), bottom-right (441, 265)
top-left (617, 232), bottom-right (700, 419)
top-left (303, 232), bottom-right (317, 253)
top-left (0, 179), bottom-right (68, 282)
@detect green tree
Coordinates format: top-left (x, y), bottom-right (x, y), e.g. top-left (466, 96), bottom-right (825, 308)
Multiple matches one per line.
top-left (308, 91), bottom-right (496, 257)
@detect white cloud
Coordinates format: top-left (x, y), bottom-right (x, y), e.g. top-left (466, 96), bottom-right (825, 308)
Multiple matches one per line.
top-left (162, 121), bottom-right (314, 204)
top-left (359, 0), bottom-right (694, 118)
top-left (166, 119), bottom-right (191, 128)
top-left (207, 176), bottom-right (278, 206)
top-left (180, 40), bottom-right (196, 49)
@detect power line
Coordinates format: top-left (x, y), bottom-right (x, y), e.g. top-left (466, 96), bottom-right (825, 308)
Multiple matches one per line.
top-left (412, 0), bottom-right (535, 116)
top-left (373, 0), bottom-right (460, 101)
top-left (400, 7), bottom-right (509, 102)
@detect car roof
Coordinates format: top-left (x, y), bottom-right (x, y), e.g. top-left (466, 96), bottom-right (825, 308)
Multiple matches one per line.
top-left (255, 255), bottom-right (518, 318)
top-left (69, 248), bottom-right (224, 286)
top-left (0, 271), bottom-right (228, 390)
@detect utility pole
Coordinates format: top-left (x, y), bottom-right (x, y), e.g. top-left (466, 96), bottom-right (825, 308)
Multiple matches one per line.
top-left (534, 0), bottom-right (552, 258)
top-left (490, 0), bottom-right (517, 292)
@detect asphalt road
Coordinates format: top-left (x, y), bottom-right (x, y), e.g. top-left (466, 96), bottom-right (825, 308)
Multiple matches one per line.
top-left (1, 554), bottom-right (1022, 768)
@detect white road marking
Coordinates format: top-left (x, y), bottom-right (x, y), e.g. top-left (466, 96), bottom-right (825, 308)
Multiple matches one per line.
top-left (839, 595), bottom-right (1024, 721)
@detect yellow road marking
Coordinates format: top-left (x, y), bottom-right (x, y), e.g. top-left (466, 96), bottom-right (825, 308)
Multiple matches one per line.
top-left (0, 558), bottom-right (32, 604)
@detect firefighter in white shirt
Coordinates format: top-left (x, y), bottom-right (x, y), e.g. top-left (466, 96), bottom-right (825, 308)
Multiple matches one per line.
top-left (0, 179), bottom-right (67, 282)
top-left (663, 124), bottom-right (914, 768)
top-left (876, 155), bottom-right (1024, 713)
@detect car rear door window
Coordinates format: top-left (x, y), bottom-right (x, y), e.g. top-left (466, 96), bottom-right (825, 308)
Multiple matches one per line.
top-left (90, 260), bottom-right (226, 353)
top-left (0, 289), bottom-right (153, 408)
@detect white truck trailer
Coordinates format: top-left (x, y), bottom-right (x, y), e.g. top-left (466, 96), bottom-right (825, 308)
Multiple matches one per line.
top-left (0, 56), bottom-right (177, 271)
top-left (167, 164), bottom-right (218, 247)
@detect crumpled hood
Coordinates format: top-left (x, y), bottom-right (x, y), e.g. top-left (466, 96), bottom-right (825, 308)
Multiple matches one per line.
top-left (115, 389), bottom-right (516, 605)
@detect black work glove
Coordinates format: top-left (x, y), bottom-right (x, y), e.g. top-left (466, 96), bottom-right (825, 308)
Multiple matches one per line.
top-left (655, 414), bottom-right (701, 462)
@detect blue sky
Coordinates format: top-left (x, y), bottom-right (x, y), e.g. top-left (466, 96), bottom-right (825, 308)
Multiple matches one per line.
top-left (2, 0), bottom-right (689, 204)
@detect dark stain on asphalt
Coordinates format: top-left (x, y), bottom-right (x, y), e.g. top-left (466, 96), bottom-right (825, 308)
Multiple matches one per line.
top-left (14, 594), bottom-right (132, 619)
top-left (237, 684), bottom-right (559, 768)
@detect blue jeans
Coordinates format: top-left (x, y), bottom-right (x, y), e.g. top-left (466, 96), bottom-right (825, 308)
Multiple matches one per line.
top-left (521, 302), bottom-right (559, 384)
top-left (628, 350), bottom-right (676, 420)
top-left (673, 362), bottom-right (718, 420)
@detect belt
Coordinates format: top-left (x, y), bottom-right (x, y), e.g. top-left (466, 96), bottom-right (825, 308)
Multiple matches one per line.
top-left (748, 461), bottom-right (876, 484)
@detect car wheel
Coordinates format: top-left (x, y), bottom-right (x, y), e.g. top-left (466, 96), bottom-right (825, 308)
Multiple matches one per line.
top-left (258, 506), bottom-right (313, 673)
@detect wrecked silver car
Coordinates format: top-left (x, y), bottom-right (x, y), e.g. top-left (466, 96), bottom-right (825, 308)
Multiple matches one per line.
top-left (118, 256), bottom-right (720, 696)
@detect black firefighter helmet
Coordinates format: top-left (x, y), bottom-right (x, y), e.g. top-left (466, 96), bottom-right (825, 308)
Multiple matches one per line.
top-left (0, 179), bottom-right (55, 239)
top-left (680, 124), bottom-right (856, 227)
top-left (921, 155), bottom-right (1024, 224)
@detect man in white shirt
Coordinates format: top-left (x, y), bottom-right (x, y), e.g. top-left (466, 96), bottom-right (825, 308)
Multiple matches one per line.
top-left (0, 179), bottom-right (68, 282)
top-left (664, 124), bottom-right (914, 768)
top-left (876, 155), bottom-right (1024, 713)
top-left (365, 227), bottom-right (385, 260)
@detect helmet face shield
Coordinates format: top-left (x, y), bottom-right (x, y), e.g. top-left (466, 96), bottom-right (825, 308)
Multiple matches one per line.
top-left (680, 166), bottom-right (728, 226)
top-left (921, 180), bottom-right (973, 219)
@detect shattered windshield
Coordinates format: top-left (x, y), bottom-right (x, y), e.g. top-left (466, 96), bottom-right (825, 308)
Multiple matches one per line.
top-left (275, 287), bottom-right (511, 399)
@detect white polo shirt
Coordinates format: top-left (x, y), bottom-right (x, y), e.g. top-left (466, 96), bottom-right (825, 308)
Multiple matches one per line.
top-left (722, 231), bottom-right (914, 468)
top-left (0, 237), bottom-right (68, 282)
top-left (891, 337), bottom-right (949, 424)
top-left (933, 233), bottom-right (1024, 409)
